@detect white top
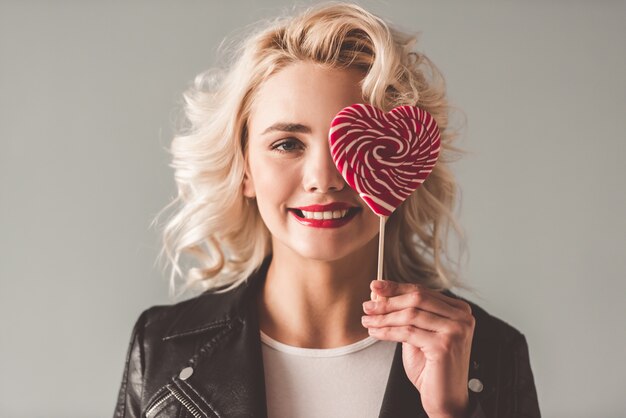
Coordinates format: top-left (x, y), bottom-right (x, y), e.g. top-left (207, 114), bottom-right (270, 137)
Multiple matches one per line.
top-left (260, 330), bottom-right (397, 418)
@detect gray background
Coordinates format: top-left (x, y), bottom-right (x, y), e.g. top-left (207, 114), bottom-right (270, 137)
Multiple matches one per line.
top-left (1, 0), bottom-right (625, 417)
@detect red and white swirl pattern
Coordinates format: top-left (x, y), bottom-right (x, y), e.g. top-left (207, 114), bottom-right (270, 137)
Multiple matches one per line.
top-left (329, 103), bottom-right (441, 216)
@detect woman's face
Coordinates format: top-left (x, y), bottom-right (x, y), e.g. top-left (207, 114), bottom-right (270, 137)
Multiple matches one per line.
top-left (244, 61), bottom-right (380, 262)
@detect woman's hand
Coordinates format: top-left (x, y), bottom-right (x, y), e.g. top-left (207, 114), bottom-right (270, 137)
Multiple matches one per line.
top-left (361, 279), bottom-right (475, 418)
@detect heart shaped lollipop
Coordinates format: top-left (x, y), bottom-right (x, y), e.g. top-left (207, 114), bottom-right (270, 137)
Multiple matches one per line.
top-left (329, 103), bottom-right (441, 217)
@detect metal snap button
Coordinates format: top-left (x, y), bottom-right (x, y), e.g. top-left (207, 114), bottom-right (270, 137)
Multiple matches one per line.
top-left (179, 367), bottom-right (194, 380)
top-left (468, 378), bottom-right (484, 393)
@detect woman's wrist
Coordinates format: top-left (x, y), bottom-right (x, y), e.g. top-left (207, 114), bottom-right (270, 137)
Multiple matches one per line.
top-left (426, 392), bottom-right (471, 418)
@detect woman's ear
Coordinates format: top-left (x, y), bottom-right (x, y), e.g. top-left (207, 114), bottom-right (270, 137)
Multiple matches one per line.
top-left (242, 162), bottom-right (256, 198)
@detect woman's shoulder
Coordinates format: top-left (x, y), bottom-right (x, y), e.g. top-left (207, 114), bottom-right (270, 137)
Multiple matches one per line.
top-left (114, 283), bottom-right (258, 417)
top-left (135, 262), bottom-right (270, 336)
top-left (130, 280), bottom-right (252, 342)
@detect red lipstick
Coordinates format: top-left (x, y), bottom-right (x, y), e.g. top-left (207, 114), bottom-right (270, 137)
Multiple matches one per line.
top-left (295, 202), bottom-right (354, 211)
top-left (289, 202), bottom-right (360, 229)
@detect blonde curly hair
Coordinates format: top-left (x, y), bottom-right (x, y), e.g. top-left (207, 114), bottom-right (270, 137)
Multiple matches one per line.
top-left (156, 2), bottom-right (470, 297)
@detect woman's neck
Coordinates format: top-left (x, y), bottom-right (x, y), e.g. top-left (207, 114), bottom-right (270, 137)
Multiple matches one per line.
top-left (256, 238), bottom-right (378, 348)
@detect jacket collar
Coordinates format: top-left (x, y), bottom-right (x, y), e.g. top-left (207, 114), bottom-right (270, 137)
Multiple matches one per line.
top-left (162, 256), bottom-right (271, 340)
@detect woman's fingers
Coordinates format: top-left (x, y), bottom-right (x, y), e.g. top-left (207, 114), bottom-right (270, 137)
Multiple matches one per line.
top-left (364, 284), bottom-right (470, 323)
top-left (369, 280), bottom-right (472, 316)
top-left (364, 290), bottom-right (457, 320)
top-left (367, 324), bottom-right (437, 349)
top-left (362, 306), bottom-right (449, 333)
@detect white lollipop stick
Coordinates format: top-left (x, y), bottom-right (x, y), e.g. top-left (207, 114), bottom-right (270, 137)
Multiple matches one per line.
top-left (374, 216), bottom-right (387, 301)
top-left (377, 216), bottom-right (386, 280)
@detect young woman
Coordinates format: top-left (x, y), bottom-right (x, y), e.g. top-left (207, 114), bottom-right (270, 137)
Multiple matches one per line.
top-left (113, 3), bottom-right (540, 417)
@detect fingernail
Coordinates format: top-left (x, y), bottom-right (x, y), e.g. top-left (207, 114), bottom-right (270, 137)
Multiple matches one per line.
top-left (363, 301), bottom-right (376, 310)
top-left (372, 280), bottom-right (386, 289)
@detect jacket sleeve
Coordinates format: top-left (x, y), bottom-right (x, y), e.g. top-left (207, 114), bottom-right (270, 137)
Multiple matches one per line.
top-left (466, 392), bottom-right (486, 418)
top-left (466, 333), bottom-right (540, 418)
top-left (113, 309), bottom-right (149, 418)
top-left (511, 334), bottom-right (541, 417)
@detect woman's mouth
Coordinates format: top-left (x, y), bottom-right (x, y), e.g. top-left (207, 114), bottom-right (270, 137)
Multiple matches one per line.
top-left (288, 206), bottom-right (360, 228)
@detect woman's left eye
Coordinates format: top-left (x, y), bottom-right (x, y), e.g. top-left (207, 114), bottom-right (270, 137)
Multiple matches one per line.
top-left (272, 138), bottom-right (303, 153)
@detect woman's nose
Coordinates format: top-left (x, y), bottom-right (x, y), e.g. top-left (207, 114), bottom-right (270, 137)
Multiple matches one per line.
top-left (302, 144), bottom-right (346, 193)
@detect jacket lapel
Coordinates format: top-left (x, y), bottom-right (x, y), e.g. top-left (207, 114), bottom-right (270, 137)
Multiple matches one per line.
top-left (170, 309), bottom-right (268, 418)
top-left (161, 259), bottom-right (271, 418)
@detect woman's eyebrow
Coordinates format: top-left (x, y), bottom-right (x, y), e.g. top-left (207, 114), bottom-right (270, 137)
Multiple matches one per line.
top-left (261, 122), bottom-right (312, 135)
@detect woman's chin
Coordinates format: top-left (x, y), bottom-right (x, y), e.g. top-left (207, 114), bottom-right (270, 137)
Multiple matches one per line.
top-left (289, 240), bottom-right (376, 264)
top-left (293, 248), bottom-right (351, 263)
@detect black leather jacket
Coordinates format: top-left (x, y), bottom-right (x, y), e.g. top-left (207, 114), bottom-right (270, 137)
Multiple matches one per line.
top-left (113, 259), bottom-right (540, 417)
